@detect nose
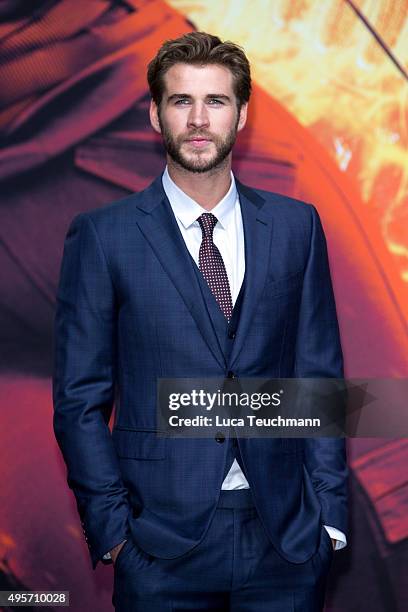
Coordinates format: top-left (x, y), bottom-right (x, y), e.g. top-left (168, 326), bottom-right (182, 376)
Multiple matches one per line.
top-left (187, 102), bottom-right (209, 129)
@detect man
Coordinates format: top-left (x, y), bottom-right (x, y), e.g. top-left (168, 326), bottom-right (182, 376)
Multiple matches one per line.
top-left (53, 31), bottom-right (348, 611)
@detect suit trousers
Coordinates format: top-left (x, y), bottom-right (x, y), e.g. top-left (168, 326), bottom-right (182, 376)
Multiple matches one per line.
top-left (112, 489), bottom-right (333, 611)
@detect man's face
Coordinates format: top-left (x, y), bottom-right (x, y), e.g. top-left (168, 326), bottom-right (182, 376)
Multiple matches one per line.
top-left (150, 63), bottom-right (247, 173)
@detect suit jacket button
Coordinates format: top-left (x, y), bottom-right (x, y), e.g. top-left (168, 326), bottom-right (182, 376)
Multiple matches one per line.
top-left (228, 331), bottom-right (236, 339)
top-left (215, 432), bottom-right (225, 443)
top-left (227, 371), bottom-right (236, 379)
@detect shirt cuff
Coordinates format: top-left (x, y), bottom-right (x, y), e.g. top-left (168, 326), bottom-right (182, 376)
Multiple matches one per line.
top-left (103, 552), bottom-right (112, 560)
top-left (323, 525), bottom-right (347, 550)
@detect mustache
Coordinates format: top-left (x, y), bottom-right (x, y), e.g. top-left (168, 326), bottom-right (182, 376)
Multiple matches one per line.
top-left (183, 132), bottom-right (214, 140)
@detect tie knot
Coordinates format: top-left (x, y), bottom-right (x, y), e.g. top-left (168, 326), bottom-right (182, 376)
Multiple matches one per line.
top-left (197, 213), bottom-right (218, 238)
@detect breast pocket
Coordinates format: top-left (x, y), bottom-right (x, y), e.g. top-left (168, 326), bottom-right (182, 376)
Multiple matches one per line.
top-left (112, 428), bottom-right (167, 460)
top-left (263, 269), bottom-right (304, 299)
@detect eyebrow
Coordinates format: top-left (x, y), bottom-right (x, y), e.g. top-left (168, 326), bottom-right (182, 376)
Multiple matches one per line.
top-left (166, 93), bottom-right (232, 102)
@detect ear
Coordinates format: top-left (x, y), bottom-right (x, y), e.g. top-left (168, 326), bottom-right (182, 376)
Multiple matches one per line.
top-left (149, 99), bottom-right (162, 134)
top-left (237, 102), bottom-right (248, 132)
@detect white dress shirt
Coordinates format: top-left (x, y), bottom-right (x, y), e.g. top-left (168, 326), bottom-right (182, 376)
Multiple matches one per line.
top-left (161, 166), bottom-right (347, 550)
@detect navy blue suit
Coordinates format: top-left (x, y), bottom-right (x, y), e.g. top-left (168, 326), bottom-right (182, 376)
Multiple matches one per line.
top-left (53, 174), bottom-right (347, 605)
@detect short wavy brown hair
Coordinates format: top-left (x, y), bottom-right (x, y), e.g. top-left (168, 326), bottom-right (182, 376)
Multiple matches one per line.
top-left (147, 31), bottom-right (251, 110)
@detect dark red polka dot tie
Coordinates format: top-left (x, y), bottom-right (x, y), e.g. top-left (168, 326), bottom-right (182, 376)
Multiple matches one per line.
top-left (197, 213), bottom-right (233, 322)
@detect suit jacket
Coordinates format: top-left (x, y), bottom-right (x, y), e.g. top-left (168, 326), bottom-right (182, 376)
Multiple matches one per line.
top-left (52, 173), bottom-right (348, 570)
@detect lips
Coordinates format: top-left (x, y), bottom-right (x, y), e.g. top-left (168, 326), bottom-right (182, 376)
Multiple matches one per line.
top-left (185, 138), bottom-right (211, 147)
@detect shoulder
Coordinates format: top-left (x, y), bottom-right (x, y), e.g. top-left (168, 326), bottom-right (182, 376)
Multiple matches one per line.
top-left (85, 188), bottom-right (149, 225)
top-left (237, 180), bottom-right (313, 214)
top-left (236, 180), bottom-right (318, 229)
top-left (69, 176), bottom-right (162, 235)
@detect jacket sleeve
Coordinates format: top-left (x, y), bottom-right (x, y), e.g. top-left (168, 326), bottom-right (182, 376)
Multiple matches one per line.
top-left (295, 204), bottom-right (348, 537)
top-left (52, 212), bottom-right (131, 569)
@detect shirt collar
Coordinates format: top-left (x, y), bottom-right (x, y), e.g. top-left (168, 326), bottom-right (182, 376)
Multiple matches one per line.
top-left (162, 165), bottom-right (238, 230)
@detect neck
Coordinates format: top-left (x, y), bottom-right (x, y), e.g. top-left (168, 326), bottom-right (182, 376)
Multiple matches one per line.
top-left (166, 156), bottom-right (232, 210)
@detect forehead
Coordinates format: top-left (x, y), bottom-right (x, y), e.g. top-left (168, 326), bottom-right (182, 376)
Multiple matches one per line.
top-left (162, 63), bottom-right (234, 97)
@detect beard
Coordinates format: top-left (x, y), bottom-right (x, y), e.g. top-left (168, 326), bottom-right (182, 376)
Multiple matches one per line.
top-left (158, 115), bottom-right (239, 174)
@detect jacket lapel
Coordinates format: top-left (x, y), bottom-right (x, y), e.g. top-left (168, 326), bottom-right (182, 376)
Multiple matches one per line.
top-left (134, 175), bottom-right (226, 370)
top-left (132, 175), bottom-right (273, 373)
top-left (228, 181), bottom-right (274, 370)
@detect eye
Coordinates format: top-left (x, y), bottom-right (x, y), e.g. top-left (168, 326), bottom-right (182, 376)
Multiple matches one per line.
top-left (208, 98), bottom-right (224, 105)
top-left (174, 98), bottom-right (190, 105)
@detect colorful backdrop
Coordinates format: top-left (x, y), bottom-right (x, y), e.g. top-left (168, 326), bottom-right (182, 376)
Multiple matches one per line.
top-left (0, 1), bottom-right (407, 610)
